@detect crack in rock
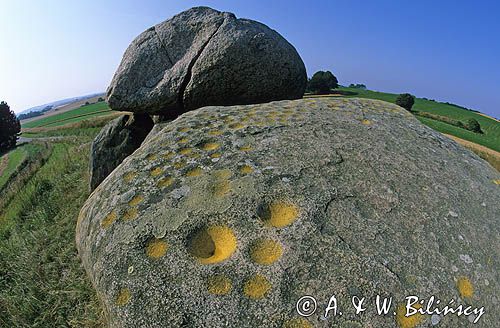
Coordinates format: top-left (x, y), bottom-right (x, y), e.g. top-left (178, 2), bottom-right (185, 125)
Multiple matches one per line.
top-left (177, 16), bottom-right (226, 111)
top-left (152, 26), bottom-right (173, 66)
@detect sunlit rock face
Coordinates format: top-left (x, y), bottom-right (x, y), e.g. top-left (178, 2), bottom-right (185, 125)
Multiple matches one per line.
top-left (77, 98), bottom-right (499, 327)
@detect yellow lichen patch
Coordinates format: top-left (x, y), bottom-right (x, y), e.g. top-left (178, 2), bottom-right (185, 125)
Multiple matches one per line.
top-left (259, 201), bottom-right (300, 228)
top-left (213, 180), bottom-right (230, 197)
top-left (238, 145), bottom-right (253, 152)
top-left (208, 129), bottom-right (223, 136)
top-left (122, 207), bottom-right (138, 220)
top-left (395, 303), bottom-right (424, 328)
top-left (178, 127), bottom-right (190, 132)
top-left (361, 119), bottom-right (372, 125)
top-left (210, 152), bottom-right (222, 159)
top-left (187, 152), bottom-right (200, 159)
top-left (228, 123), bottom-right (244, 130)
top-left (115, 288), bottom-right (131, 306)
top-left (201, 142), bottom-right (220, 151)
top-left (128, 195), bottom-right (144, 207)
top-left (239, 165), bottom-right (253, 175)
top-left (207, 275), bottom-right (232, 295)
top-left (123, 171), bottom-right (137, 183)
top-left (178, 137), bottom-right (189, 144)
top-left (162, 152), bottom-right (174, 160)
top-left (250, 239), bottom-right (283, 265)
top-left (457, 276), bottom-right (474, 298)
top-left (282, 318), bottom-right (313, 328)
top-left (179, 147), bottom-right (193, 155)
top-left (212, 170), bottom-right (232, 197)
top-left (188, 225), bottom-right (237, 264)
top-left (493, 179), bottom-right (500, 185)
top-left (150, 167), bottom-right (163, 177)
top-left (157, 176), bottom-right (174, 188)
top-left (101, 210), bottom-right (117, 229)
top-left (173, 161), bottom-right (187, 169)
top-left (186, 167), bottom-right (203, 177)
top-left (145, 238), bottom-right (168, 259)
top-left (243, 274), bottom-right (271, 299)
top-left (146, 154), bottom-right (158, 161)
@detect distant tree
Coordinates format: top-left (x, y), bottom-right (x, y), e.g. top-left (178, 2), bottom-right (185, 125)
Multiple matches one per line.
top-left (308, 71), bottom-right (339, 94)
top-left (0, 101), bottom-right (21, 152)
top-left (349, 83), bottom-right (367, 89)
top-left (396, 93), bottom-right (415, 111)
top-left (98, 97), bottom-right (105, 102)
top-left (17, 105), bottom-right (53, 120)
top-left (465, 118), bottom-right (482, 133)
top-left (84, 101), bottom-right (90, 106)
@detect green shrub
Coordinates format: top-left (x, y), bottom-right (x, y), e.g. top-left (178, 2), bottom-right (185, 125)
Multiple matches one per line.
top-left (466, 118), bottom-right (482, 133)
top-left (308, 71), bottom-right (339, 94)
top-left (395, 93), bottom-right (415, 111)
top-left (348, 83), bottom-right (367, 89)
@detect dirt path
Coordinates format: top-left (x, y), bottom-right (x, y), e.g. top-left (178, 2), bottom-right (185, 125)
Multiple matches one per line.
top-left (18, 136), bottom-right (66, 144)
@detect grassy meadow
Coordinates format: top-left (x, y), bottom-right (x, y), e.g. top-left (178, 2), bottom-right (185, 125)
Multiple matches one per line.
top-left (0, 138), bottom-right (105, 327)
top-left (22, 102), bottom-right (112, 129)
top-left (21, 113), bottom-right (122, 139)
top-left (0, 144), bottom-right (44, 191)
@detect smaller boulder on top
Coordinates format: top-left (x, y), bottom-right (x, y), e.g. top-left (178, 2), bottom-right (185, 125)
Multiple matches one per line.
top-left (106, 6), bottom-right (307, 117)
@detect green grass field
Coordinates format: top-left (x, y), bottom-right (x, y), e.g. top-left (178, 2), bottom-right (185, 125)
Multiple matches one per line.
top-left (0, 138), bottom-right (104, 327)
top-left (22, 127), bottom-right (104, 139)
top-left (338, 87), bottom-right (500, 152)
top-left (0, 144), bottom-right (42, 190)
top-left (22, 102), bottom-right (111, 129)
top-left (0, 148), bottom-right (26, 190)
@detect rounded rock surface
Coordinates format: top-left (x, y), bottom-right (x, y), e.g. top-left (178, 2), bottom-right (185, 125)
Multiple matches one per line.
top-left (76, 98), bottom-right (500, 327)
top-left (106, 6), bottom-right (307, 116)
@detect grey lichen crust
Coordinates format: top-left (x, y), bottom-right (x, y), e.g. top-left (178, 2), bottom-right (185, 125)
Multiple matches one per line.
top-left (76, 98), bottom-right (500, 327)
top-left (106, 7), bottom-right (307, 116)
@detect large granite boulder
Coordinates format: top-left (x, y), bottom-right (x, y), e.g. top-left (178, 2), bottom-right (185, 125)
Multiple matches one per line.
top-left (106, 7), bottom-right (307, 117)
top-left (89, 114), bottom-right (153, 191)
top-left (77, 98), bottom-right (499, 327)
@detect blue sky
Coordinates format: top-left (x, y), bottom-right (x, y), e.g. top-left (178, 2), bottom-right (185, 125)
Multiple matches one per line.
top-left (1, 0), bottom-right (499, 117)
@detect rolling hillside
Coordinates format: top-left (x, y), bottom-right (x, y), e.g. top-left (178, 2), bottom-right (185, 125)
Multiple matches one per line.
top-left (338, 87), bottom-right (500, 152)
top-left (22, 102), bottom-right (112, 129)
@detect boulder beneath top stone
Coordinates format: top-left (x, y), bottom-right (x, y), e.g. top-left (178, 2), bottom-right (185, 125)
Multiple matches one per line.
top-left (106, 6), bottom-right (307, 117)
top-left (89, 114), bottom-right (153, 191)
top-left (77, 98), bottom-right (499, 327)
